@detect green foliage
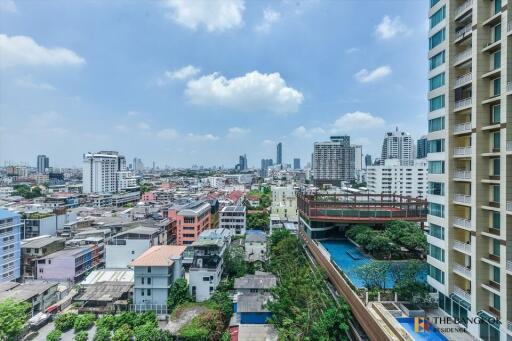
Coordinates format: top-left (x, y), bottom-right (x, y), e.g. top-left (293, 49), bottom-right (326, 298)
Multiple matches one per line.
top-left (167, 278), bottom-right (192, 313)
top-left (112, 312), bottom-right (137, 329)
top-left (96, 314), bottom-right (116, 331)
top-left (46, 329), bottom-right (62, 341)
top-left (365, 234), bottom-right (398, 259)
top-left (209, 290), bottom-right (233, 322)
top-left (384, 221), bottom-right (427, 252)
top-left (13, 184), bottom-right (43, 199)
top-left (112, 324), bottom-right (132, 341)
top-left (138, 182), bottom-right (152, 194)
top-left (133, 322), bottom-right (169, 341)
top-left (345, 225), bottom-right (372, 241)
top-left (74, 331), bottom-right (88, 341)
top-left (220, 331), bottom-right (231, 341)
top-left (389, 260), bottom-right (429, 300)
top-left (179, 310), bottom-right (225, 341)
top-left (352, 262), bottom-right (391, 290)
top-left (223, 245), bottom-right (247, 278)
top-left (0, 299), bottom-right (30, 340)
top-left (93, 327), bottom-right (111, 341)
top-left (310, 305), bottom-right (351, 341)
top-left (74, 313), bottom-right (95, 332)
top-left (269, 229), bottom-right (290, 249)
top-left (55, 313), bottom-right (78, 332)
top-left (246, 211), bottom-right (269, 230)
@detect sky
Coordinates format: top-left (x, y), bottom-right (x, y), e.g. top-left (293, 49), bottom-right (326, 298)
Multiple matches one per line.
top-left (0, 0), bottom-right (429, 169)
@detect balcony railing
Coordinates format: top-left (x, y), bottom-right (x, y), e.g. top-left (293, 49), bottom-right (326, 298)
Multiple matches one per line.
top-left (454, 263), bottom-right (472, 278)
top-left (507, 260), bottom-right (512, 272)
top-left (454, 286), bottom-right (471, 302)
top-left (454, 146), bottom-right (472, 156)
top-left (454, 49), bottom-right (472, 64)
top-left (508, 21), bottom-right (512, 32)
top-left (454, 97), bottom-right (472, 110)
top-left (507, 201), bottom-right (512, 212)
top-left (455, 0), bottom-right (473, 18)
top-left (507, 141), bottom-right (512, 152)
top-left (454, 170), bottom-right (471, 179)
top-left (455, 24), bottom-right (472, 40)
top-left (507, 81), bottom-right (512, 93)
top-left (454, 73), bottom-right (472, 88)
top-left (454, 122), bottom-right (471, 133)
top-left (453, 240), bottom-right (471, 253)
top-left (454, 216), bottom-right (472, 229)
top-left (454, 194), bottom-right (472, 204)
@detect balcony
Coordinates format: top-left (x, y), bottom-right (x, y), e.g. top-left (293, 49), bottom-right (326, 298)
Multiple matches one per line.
top-left (507, 260), bottom-right (512, 273)
top-left (454, 97), bottom-right (472, 111)
top-left (454, 73), bottom-right (472, 88)
top-left (454, 194), bottom-right (471, 205)
top-left (507, 201), bottom-right (512, 213)
top-left (454, 170), bottom-right (471, 180)
top-left (455, 0), bottom-right (473, 19)
top-left (507, 81), bottom-right (512, 93)
top-left (454, 122), bottom-right (471, 134)
top-left (455, 24), bottom-right (472, 41)
top-left (454, 49), bottom-right (472, 65)
top-left (507, 141), bottom-right (512, 152)
top-left (454, 286), bottom-right (471, 302)
top-left (454, 216), bottom-right (472, 229)
top-left (453, 240), bottom-right (471, 254)
top-left (454, 146), bottom-right (472, 156)
top-left (454, 263), bottom-right (472, 278)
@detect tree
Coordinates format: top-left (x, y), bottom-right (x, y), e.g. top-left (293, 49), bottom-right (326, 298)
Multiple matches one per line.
top-left (389, 260), bottom-right (428, 300)
top-left (93, 327), bottom-right (111, 341)
top-left (74, 331), bottom-right (88, 341)
top-left (96, 314), bottom-right (115, 331)
top-left (223, 245), bottom-right (247, 278)
top-left (74, 313), bottom-right (95, 332)
top-left (352, 262), bottom-right (390, 289)
top-left (46, 329), bottom-right (62, 341)
top-left (167, 278), bottom-right (192, 312)
top-left (310, 305), bottom-right (351, 341)
top-left (0, 299), bottom-right (30, 340)
top-left (384, 221), bottom-right (427, 253)
top-left (112, 324), bottom-right (132, 341)
top-left (269, 229), bottom-right (290, 249)
top-left (13, 184), bottom-right (43, 199)
top-left (365, 234), bottom-right (398, 259)
top-left (55, 313), bottom-right (78, 332)
top-left (246, 211), bottom-right (270, 230)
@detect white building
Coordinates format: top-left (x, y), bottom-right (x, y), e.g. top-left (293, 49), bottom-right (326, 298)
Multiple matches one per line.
top-left (270, 186), bottom-right (298, 223)
top-left (82, 151), bottom-right (136, 194)
top-left (117, 171), bottom-right (138, 191)
top-left (366, 159), bottom-right (427, 199)
top-left (106, 226), bottom-right (161, 268)
top-left (352, 144), bottom-right (364, 182)
top-left (380, 128), bottom-right (414, 166)
top-left (219, 206), bottom-right (246, 235)
top-left (312, 136), bottom-right (355, 185)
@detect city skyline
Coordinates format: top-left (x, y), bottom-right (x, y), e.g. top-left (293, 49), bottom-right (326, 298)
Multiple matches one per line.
top-left (0, 0), bottom-right (428, 168)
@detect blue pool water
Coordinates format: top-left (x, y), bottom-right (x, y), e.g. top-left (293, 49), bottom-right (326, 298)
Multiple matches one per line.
top-left (319, 240), bottom-right (426, 288)
top-left (396, 318), bottom-right (449, 341)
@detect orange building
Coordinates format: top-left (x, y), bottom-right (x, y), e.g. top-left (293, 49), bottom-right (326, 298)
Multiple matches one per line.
top-left (168, 201), bottom-right (211, 245)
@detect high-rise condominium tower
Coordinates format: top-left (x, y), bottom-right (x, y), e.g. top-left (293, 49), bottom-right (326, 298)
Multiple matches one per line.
top-left (380, 128), bottom-right (414, 165)
top-left (276, 142), bottom-right (283, 165)
top-left (427, 1), bottom-right (511, 339)
top-left (312, 136), bottom-right (355, 185)
top-left (37, 155), bottom-right (49, 174)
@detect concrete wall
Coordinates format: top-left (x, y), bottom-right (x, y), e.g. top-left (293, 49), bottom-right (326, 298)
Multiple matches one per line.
top-left (106, 239), bottom-right (151, 268)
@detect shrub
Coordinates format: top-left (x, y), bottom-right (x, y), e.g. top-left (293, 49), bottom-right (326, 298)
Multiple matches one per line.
top-left (96, 314), bottom-right (115, 331)
top-left (74, 331), bottom-right (88, 341)
top-left (55, 313), bottom-right (77, 332)
top-left (74, 313), bottom-right (95, 332)
top-left (46, 329), bottom-right (62, 341)
top-left (112, 324), bottom-right (132, 341)
top-left (93, 327), bottom-right (111, 341)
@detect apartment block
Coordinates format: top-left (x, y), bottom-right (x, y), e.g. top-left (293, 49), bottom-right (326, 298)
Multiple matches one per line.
top-left (427, 1), bottom-right (512, 340)
top-left (21, 235), bottom-right (65, 280)
top-left (0, 210), bottom-right (21, 282)
top-left (169, 201), bottom-right (211, 245)
top-left (105, 226), bottom-right (161, 268)
top-left (219, 206), bottom-right (246, 235)
top-left (312, 136), bottom-right (355, 185)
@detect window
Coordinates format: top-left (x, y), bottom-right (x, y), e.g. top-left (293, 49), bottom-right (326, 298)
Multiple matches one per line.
top-left (429, 243), bottom-right (445, 262)
top-left (429, 95), bottom-right (445, 112)
top-left (428, 139), bottom-right (445, 153)
top-left (429, 28), bottom-right (445, 50)
top-left (430, 6), bottom-right (445, 29)
top-left (493, 293), bottom-right (500, 310)
top-left (428, 202), bottom-right (445, 218)
top-left (428, 182), bottom-right (445, 196)
top-left (429, 51), bottom-right (445, 70)
top-left (491, 104), bottom-right (500, 124)
top-left (141, 278), bottom-right (144, 284)
top-left (492, 78), bottom-right (501, 96)
top-left (492, 131), bottom-right (501, 150)
top-left (428, 161), bottom-right (445, 174)
top-left (430, 0), bottom-right (440, 8)
top-left (428, 116), bottom-right (445, 132)
top-left (493, 23), bottom-right (501, 42)
top-left (492, 185), bottom-right (500, 202)
top-left (141, 290), bottom-right (144, 296)
top-left (147, 267), bottom-right (151, 273)
top-left (494, 0), bottom-right (502, 14)
top-left (147, 278), bottom-right (151, 284)
top-left (429, 224), bottom-right (445, 240)
top-left (492, 239), bottom-right (500, 256)
top-left (493, 266), bottom-right (500, 283)
top-left (147, 289), bottom-right (151, 296)
top-left (203, 276), bottom-right (210, 281)
top-left (492, 158), bottom-right (500, 176)
top-left (429, 264), bottom-right (445, 284)
top-left (429, 72), bottom-right (445, 91)
top-left (184, 216), bottom-right (195, 224)
top-left (493, 51), bottom-right (501, 70)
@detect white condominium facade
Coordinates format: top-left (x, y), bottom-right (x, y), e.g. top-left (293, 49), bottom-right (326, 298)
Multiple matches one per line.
top-left (83, 151), bottom-right (136, 194)
top-left (380, 128), bottom-right (414, 166)
top-left (312, 136), bottom-right (355, 184)
top-left (366, 159), bottom-right (427, 199)
top-left (427, 1), bottom-right (512, 340)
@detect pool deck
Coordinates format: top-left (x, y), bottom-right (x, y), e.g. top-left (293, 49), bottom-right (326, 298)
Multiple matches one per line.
top-left (426, 309), bottom-right (478, 341)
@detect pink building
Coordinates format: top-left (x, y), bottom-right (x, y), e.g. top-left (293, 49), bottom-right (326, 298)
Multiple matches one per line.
top-left (142, 191), bottom-right (156, 202)
top-left (168, 201), bottom-right (211, 245)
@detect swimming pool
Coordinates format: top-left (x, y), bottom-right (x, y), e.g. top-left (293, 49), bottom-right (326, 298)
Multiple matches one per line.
top-left (396, 317), bottom-right (449, 341)
top-left (319, 239), bottom-right (426, 288)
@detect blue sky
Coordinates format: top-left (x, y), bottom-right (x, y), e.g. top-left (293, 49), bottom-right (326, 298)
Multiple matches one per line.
top-left (0, 0), bottom-right (428, 168)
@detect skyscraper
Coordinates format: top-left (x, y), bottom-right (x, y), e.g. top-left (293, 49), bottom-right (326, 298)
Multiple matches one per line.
top-left (238, 154), bottom-right (248, 171)
top-left (83, 151), bottom-right (133, 194)
top-left (380, 128), bottom-right (413, 165)
top-left (36, 155), bottom-right (49, 173)
top-left (133, 157), bottom-right (144, 172)
top-left (293, 158), bottom-right (301, 170)
top-left (364, 154), bottom-right (372, 168)
top-left (416, 135), bottom-right (428, 159)
top-left (260, 158), bottom-right (273, 177)
top-left (312, 136), bottom-right (355, 185)
top-left (426, 1), bottom-right (511, 339)
top-left (276, 142), bottom-right (282, 165)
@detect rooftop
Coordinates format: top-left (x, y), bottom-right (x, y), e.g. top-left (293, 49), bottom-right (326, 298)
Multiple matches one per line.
top-left (22, 235), bottom-right (65, 249)
top-left (237, 293), bottom-right (272, 313)
top-left (77, 281), bottom-right (133, 302)
top-left (40, 246), bottom-right (91, 259)
top-left (246, 230), bottom-right (267, 243)
top-left (82, 269), bottom-right (134, 285)
top-left (113, 226), bottom-right (159, 238)
top-left (192, 228), bottom-right (231, 248)
top-left (221, 205), bottom-right (246, 213)
top-left (234, 273), bottom-right (276, 290)
top-left (0, 281), bottom-right (58, 302)
top-left (131, 245), bottom-right (187, 266)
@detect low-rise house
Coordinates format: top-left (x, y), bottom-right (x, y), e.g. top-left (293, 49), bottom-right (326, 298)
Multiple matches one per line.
top-left (23, 209), bottom-right (77, 239)
top-left (233, 272), bottom-right (276, 325)
top-left (246, 194), bottom-right (260, 208)
top-left (106, 226), bottom-right (161, 268)
top-left (219, 206), bottom-right (246, 235)
top-left (234, 272), bottom-right (277, 295)
top-left (0, 281), bottom-right (59, 316)
top-left (21, 235), bottom-right (65, 279)
top-left (131, 245), bottom-right (187, 313)
top-left (245, 230), bottom-right (267, 263)
top-left (189, 228), bottom-right (231, 302)
top-left (36, 246), bottom-right (103, 283)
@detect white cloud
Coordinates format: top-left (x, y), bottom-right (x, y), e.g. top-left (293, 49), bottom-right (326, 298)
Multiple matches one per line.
top-left (137, 122), bottom-right (151, 130)
top-left (292, 126), bottom-right (325, 139)
top-left (331, 111), bottom-right (385, 133)
top-left (186, 133), bottom-right (219, 141)
top-left (185, 71), bottom-right (303, 114)
top-left (261, 139), bottom-right (275, 146)
top-left (157, 65), bottom-right (200, 85)
top-left (156, 128), bottom-right (180, 140)
top-left (15, 75), bottom-right (55, 90)
top-left (255, 8), bottom-right (281, 32)
top-left (0, 0), bottom-right (17, 13)
top-left (375, 15), bottom-right (409, 40)
top-left (162, 0), bottom-right (244, 32)
top-left (0, 34), bottom-right (85, 68)
top-left (354, 66), bottom-right (391, 83)
top-left (227, 127), bottom-right (250, 138)
top-left (26, 112), bottom-right (68, 135)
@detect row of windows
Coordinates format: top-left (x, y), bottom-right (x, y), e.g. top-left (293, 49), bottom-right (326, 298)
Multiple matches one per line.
top-left (429, 51), bottom-right (445, 70)
top-left (429, 264), bottom-right (445, 284)
top-left (429, 28), bottom-right (445, 50)
top-left (428, 181), bottom-right (445, 196)
top-left (429, 5), bottom-right (445, 29)
top-left (429, 223), bottom-right (445, 240)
